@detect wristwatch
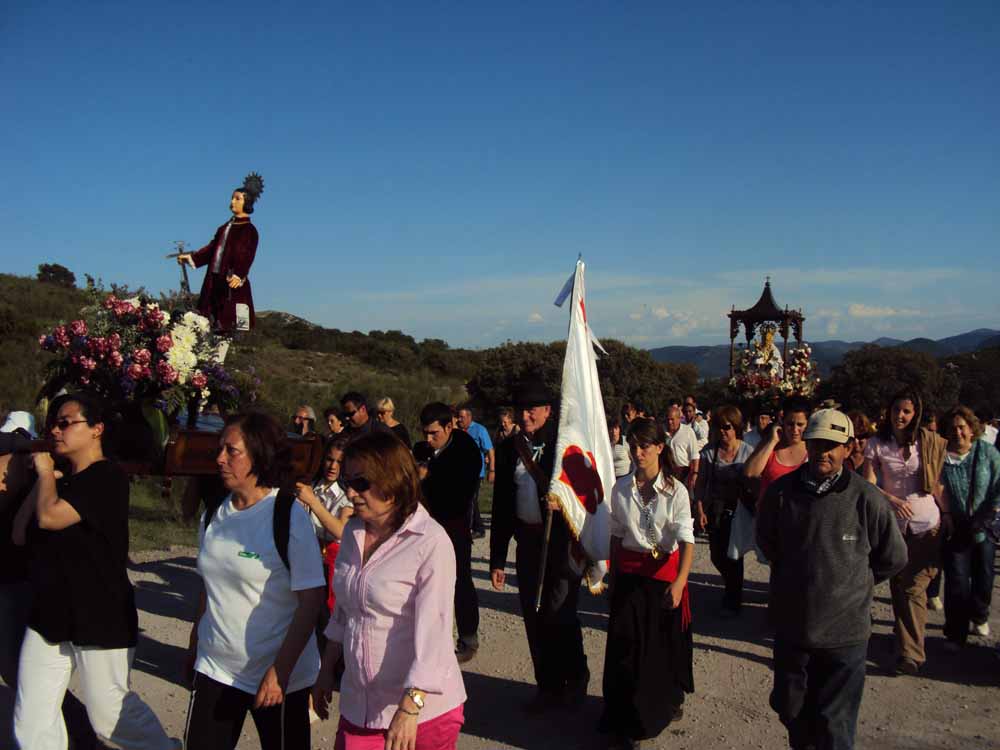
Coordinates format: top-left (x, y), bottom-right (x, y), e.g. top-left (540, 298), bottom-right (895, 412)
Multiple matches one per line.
top-left (404, 688), bottom-right (425, 710)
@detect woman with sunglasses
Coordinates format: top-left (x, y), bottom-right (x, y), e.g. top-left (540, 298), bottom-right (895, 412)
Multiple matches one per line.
top-left (14, 393), bottom-right (178, 750)
top-left (694, 405), bottom-right (754, 617)
top-left (184, 412), bottom-right (326, 750)
top-left (600, 418), bottom-right (694, 750)
top-left (312, 431), bottom-right (466, 750)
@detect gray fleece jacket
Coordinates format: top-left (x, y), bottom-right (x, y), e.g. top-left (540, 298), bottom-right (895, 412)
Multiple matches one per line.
top-left (756, 467), bottom-right (907, 648)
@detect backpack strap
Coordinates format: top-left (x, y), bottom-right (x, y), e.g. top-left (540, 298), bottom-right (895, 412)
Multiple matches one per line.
top-left (273, 485), bottom-right (295, 570)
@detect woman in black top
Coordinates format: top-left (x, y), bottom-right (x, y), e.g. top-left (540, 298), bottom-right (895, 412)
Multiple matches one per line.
top-left (13, 393), bottom-right (178, 750)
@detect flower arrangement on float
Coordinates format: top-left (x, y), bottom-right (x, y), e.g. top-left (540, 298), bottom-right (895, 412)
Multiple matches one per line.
top-left (729, 327), bottom-right (819, 408)
top-left (37, 293), bottom-right (256, 456)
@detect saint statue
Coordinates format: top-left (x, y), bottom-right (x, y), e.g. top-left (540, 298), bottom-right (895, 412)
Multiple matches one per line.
top-left (758, 326), bottom-right (784, 380)
top-left (177, 172), bottom-right (263, 333)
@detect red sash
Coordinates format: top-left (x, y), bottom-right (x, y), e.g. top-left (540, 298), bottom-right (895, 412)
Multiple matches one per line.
top-left (616, 547), bottom-right (691, 630)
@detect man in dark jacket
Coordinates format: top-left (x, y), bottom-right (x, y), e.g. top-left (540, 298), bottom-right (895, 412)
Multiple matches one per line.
top-left (490, 378), bottom-right (589, 713)
top-left (757, 408), bottom-right (907, 750)
top-left (420, 402), bottom-right (486, 662)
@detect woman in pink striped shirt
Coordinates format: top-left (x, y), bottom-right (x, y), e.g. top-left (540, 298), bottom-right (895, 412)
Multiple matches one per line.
top-left (312, 432), bottom-right (466, 750)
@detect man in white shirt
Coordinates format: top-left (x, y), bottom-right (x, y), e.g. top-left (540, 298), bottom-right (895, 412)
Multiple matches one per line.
top-left (682, 397), bottom-right (709, 450)
top-left (665, 406), bottom-right (700, 492)
top-left (744, 411), bottom-right (773, 449)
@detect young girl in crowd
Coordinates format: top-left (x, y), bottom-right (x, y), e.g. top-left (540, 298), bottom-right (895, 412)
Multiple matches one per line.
top-left (743, 396), bottom-right (811, 510)
top-left (863, 389), bottom-right (948, 675)
top-left (601, 417), bottom-right (694, 750)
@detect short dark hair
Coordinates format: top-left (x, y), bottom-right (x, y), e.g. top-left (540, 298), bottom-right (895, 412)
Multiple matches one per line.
top-left (223, 411), bottom-right (292, 488)
top-left (458, 404), bottom-right (474, 417)
top-left (324, 433), bottom-right (350, 454)
top-left (344, 431), bottom-right (423, 531)
top-left (340, 391), bottom-right (367, 409)
top-left (497, 407), bottom-right (514, 420)
top-left (712, 404), bottom-right (743, 436)
top-left (420, 402), bottom-right (453, 428)
top-left (625, 417), bottom-right (676, 485)
top-left (323, 405), bottom-right (341, 420)
top-left (782, 396), bottom-right (812, 418)
top-left (48, 392), bottom-right (111, 449)
top-left (232, 188), bottom-right (256, 214)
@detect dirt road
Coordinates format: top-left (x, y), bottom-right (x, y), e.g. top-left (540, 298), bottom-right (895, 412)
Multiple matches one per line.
top-left (3, 528), bottom-right (999, 749)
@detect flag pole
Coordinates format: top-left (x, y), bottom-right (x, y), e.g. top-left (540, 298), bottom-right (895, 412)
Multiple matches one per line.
top-left (534, 500), bottom-right (555, 612)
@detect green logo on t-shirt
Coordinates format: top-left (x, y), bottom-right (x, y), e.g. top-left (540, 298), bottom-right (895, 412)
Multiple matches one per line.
top-left (238, 550), bottom-right (261, 560)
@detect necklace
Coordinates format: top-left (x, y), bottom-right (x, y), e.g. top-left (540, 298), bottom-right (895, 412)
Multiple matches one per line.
top-left (633, 476), bottom-right (660, 549)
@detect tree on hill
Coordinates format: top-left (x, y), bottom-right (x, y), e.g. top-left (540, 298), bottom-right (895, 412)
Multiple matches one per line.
top-left (466, 339), bottom-right (698, 417)
top-left (943, 347), bottom-right (1000, 419)
top-left (37, 263), bottom-right (75, 288)
top-left (820, 344), bottom-right (960, 418)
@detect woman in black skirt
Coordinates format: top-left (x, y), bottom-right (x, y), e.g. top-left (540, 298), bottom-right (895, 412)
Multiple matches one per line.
top-left (601, 417), bottom-right (695, 750)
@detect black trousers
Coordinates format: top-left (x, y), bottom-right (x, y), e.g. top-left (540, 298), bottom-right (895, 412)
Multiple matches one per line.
top-left (444, 523), bottom-right (480, 640)
top-left (707, 510), bottom-right (744, 609)
top-left (943, 535), bottom-right (996, 644)
top-left (184, 673), bottom-right (311, 750)
top-left (514, 522), bottom-right (589, 694)
top-left (770, 640), bottom-right (867, 750)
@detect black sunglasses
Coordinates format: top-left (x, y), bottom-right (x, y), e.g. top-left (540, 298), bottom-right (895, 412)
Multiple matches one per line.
top-left (53, 418), bottom-right (88, 432)
top-left (343, 475), bottom-right (371, 493)
top-left (719, 423), bottom-right (735, 431)
top-left (342, 410), bottom-right (357, 420)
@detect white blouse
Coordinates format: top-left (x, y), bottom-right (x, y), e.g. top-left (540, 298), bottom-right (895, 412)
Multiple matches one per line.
top-left (609, 471), bottom-right (695, 554)
top-left (308, 480), bottom-right (351, 544)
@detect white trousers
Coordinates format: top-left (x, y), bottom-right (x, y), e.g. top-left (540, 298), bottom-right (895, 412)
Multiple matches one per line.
top-left (14, 627), bottom-right (175, 750)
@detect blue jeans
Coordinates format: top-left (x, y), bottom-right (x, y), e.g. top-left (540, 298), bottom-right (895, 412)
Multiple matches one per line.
top-left (770, 640), bottom-right (867, 750)
top-left (943, 535), bottom-right (996, 644)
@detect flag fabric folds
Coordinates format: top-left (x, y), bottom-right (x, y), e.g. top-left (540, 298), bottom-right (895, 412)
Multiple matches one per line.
top-left (549, 259), bottom-right (613, 590)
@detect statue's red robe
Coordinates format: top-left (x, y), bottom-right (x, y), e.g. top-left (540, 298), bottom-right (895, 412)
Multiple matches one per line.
top-left (190, 217), bottom-right (257, 332)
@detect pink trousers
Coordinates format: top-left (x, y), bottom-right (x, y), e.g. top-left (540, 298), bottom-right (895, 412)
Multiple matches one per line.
top-left (335, 705), bottom-right (464, 750)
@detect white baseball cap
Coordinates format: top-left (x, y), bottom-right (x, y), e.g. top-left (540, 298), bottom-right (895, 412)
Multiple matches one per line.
top-left (1, 411), bottom-right (37, 438)
top-left (804, 409), bottom-right (854, 444)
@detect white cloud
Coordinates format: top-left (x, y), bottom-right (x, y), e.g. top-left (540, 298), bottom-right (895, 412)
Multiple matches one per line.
top-left (652, 306), bottom-right (669, 320)
top-left (826, 318), bottom-right (840, 336)
top-left (528, 312), bottom-right (544, 324)
top-left (628, 312), bottom-right (644, 321)
top-left (847, 304), bottom-right (920, 318)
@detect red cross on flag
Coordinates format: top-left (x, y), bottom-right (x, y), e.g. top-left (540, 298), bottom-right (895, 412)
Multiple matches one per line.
top-left (550, 259), bottom-right (612, 591)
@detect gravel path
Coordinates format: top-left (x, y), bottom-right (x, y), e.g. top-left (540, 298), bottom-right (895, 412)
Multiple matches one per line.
top-left (3, 525), bottom-right (999, 749)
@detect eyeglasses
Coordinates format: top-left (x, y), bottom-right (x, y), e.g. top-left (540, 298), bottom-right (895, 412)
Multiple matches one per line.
top-left (342, 410), bottom-right (357, 420)
top-left (52, 418), bottom-right (87, 432)
top-left (719, 424), bottom-right (735, 431)
top-left (343, 475), bottom-right (372, 493)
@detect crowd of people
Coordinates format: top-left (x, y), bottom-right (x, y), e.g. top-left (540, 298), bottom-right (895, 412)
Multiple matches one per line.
top-left (2, 381), bottom-right (999, 750)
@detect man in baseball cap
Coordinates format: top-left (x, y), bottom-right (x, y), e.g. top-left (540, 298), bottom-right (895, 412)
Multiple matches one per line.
top-left (757, 407), bottom-right (906, 750)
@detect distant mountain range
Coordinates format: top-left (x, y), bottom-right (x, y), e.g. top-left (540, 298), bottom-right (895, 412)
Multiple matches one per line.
top-left (649, 328), bottom-right (1000, 380)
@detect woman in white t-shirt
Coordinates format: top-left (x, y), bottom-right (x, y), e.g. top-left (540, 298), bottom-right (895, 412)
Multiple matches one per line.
top-left (600, 417), bottom-right (694, 750)
top-left (184, 412), bottom-right (326, 750)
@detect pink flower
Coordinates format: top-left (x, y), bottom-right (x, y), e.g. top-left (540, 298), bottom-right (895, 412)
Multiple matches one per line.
top-left (191, 372), bottom-right (208, 390)
top-left (142, 309), bottom-right (165, 330)
top-left (156, 360), bottom-right (178, 385)
top-left (113, 301), bottom-right (135, 317)
top-left (108, 332), bottom-right (122, 350)
top-left (127, 363), bottom-right (145, 380)
top-left (53, 325), bottom-right (71, 348)
top-left (102, 295), bottom-right (118, 310)
top-left (79, 356), bottom-right (97, 372)
top-left (132, 348), bottom-right (152, 366)
top-left (88, 337), bottom-right (108, 357)
top-left (109, 351), bottom-right (124, 368)
top-left (155, 334), bottom-right (173, 353)
top-left (69, 320), bottom-right (87, 337)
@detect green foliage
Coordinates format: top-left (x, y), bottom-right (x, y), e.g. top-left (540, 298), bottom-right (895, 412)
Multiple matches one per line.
top-left (820, 344), bottom-right (960, 417)
top-left (37, 263), bottom-right (76, 288)
top-left (466, 339), bottom-right (698, 418)
top-left (943, 347), bottom-right (1000, 419)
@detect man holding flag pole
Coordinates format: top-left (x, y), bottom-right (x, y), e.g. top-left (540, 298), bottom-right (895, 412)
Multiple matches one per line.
top-left (489, 258), bottom-right (613, 715)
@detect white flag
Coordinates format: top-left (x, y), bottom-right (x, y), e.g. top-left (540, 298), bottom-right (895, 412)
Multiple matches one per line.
top-left (549, 259), bottom-right (613, 590)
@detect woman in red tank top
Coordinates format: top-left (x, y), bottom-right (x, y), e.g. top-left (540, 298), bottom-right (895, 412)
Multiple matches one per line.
top-left (743, 396), bottom-right (811, 512)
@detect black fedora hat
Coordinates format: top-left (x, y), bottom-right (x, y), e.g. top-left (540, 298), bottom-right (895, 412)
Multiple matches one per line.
top-left (514, 376), bottom-right (556, 409)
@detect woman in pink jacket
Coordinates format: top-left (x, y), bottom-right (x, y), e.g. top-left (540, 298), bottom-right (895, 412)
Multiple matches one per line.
top-left (312, 432), bottom-right (466, 750)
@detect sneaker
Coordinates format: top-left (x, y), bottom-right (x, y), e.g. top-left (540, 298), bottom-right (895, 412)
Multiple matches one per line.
top-left (973, 621), bottom-right (991, 637)
top-left (455, 638), bottom-right (479, 664)
top-left (894, 658), bottom-right (920, 676)
top-left (928, 596), bottom-right (943, 611)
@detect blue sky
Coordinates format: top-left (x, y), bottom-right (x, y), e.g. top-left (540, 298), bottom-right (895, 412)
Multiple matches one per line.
top-left (2, 1), bottom-right (997, 348)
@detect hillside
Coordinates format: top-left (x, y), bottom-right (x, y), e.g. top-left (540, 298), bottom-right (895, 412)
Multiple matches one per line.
top-left (0, 273), bottom-right (469, 431)
top-left (649, 328), bottom-right (1000, 379)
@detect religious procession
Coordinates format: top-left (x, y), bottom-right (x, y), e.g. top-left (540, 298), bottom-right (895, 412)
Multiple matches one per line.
top-left (2, 173), bottom-right (999, 750)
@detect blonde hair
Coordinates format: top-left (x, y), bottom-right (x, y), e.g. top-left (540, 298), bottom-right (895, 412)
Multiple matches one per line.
top-left (376, 396), bottom-right (395, 414)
